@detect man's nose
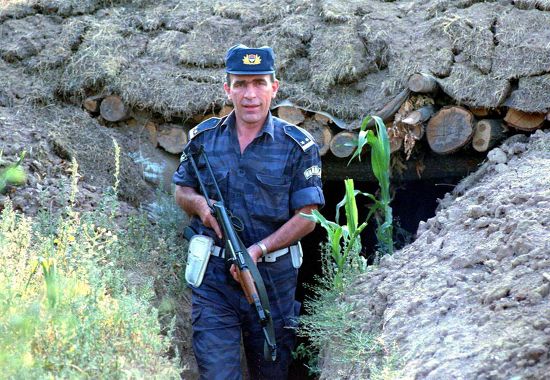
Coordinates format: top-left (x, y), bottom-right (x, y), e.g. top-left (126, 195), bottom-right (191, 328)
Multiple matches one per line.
top-left (244, 84), bottom-right (256, 98)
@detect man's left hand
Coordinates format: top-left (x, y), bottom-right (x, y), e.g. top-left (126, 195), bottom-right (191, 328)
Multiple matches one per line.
top-left (229, 244), bottom-right (263, 284)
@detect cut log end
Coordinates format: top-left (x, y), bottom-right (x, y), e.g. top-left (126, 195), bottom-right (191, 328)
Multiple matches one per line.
top-left (330, 131), bottom-right (357, 158)
top-left (504, 109), bottom-right (545, 131)
top-left (426, 106), bottom-right (474, 154)
top-left (407, 73), bottom-right (438, 93)
top-left (83, 95), bottom-right (104, 114)
top-left (472, 119), bottom-right (507, 152)
top-left (276, 106), bottom-right (305, 125)
top-left (100, 95), bottom-right (130, 122)
top-left (401, 105), bottom-right (435, 126)
top-left (302, 119), bottom-right (333, 156)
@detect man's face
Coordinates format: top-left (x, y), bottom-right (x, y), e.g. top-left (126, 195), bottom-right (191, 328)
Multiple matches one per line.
top-left (224, 74), bottom-right (279, 128)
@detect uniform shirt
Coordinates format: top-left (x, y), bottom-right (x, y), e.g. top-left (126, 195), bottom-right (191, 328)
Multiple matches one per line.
top-left (173, 111), bottom-right (325, 248)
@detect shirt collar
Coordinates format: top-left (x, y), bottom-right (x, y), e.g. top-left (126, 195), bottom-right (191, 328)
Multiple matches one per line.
top-left (222, 111), bottom-right (275, 140)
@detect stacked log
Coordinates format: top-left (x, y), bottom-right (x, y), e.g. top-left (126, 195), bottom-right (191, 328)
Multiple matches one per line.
top-left (330, 131), bottom-right (357, 158)
top-left (472, 120), bottom-right (507, 152)
top-left (426, 106), bottom-right (474, 154)
top-left (100, 95), bottom-right (130, 122)
top-left (504, 109), bottom-right (546, 131)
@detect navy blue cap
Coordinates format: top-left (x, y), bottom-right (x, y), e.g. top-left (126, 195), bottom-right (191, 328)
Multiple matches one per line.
top-left (225, 44), bottom-right (275, 75)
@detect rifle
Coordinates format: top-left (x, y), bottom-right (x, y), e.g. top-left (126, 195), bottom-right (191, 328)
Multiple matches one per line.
top-left (186, 144), bottom-right (277, 362)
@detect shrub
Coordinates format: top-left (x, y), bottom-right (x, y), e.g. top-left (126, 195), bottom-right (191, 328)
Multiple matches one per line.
top-left (0, 153), bottom-right (183, 377)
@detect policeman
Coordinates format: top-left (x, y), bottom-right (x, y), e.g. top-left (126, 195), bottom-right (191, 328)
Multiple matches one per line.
top-left (173, 44), bottom-right (325, 379)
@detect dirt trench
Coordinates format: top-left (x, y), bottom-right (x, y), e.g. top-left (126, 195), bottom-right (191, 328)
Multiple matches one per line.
top-left (320, 130), bottom-right (550, 379)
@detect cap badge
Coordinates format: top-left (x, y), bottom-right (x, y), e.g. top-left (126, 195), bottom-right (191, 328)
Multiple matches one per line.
top-left (242, 54), bottom-right (262, 65)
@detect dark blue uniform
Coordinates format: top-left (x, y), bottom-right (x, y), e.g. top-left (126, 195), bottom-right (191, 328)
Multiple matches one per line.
top-left (173, 111), bottom-right (324, 379)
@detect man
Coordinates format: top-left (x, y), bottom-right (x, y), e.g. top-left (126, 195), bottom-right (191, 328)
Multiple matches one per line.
top-left (173, 44), bottom-right (324, 379)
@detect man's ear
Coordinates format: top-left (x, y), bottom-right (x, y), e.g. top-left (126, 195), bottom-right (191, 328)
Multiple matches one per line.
top-left (223, 82), bottom-right (231, 98)
top-left (271, 79), bottom-right (279, 98)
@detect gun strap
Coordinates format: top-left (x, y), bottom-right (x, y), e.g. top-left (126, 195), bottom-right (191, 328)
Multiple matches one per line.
top-left (229, 239), bottom-right (277, 362)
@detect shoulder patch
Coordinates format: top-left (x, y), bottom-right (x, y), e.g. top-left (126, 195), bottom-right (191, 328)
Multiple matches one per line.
top-left (283, 124), bottom-right (316, 152)
top-left (188, 117), bottom-right (222, 140)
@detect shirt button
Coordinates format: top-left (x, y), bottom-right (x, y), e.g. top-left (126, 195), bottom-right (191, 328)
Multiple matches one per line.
top-left (237, 169), bottom-right (245, 177)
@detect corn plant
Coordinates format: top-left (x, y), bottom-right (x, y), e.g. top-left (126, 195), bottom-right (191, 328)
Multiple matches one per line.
top-left (349, 115), bottom-right (393, 256)
top-left (303, 115), bottom-right (393, 289)
top-left (303, 179), bottom-right (371, 290)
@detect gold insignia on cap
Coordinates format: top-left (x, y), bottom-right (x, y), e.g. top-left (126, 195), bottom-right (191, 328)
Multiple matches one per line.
top-left (243, 54), bottom-right (262, 65)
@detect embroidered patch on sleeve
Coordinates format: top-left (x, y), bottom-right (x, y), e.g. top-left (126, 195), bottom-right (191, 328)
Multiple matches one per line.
top-left (304, 165), bottom-right (321, 180)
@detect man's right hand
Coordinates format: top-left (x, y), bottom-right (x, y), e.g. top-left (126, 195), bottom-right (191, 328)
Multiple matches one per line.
top-left (174, 185), bottom-right (223, 239)
top-left (197, 197), bottom-right (222, 239)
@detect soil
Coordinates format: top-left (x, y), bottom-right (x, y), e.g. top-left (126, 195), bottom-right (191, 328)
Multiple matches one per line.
top-left (321, 130), bottom-right (550, 379)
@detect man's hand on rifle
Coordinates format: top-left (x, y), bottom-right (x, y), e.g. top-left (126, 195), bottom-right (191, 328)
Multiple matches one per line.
top-left (230, 244), bottom-right (263, 284)
top-left (197, 197), bottom-right (222, 239)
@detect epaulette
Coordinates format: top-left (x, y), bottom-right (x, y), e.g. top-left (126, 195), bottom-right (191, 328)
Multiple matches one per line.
top-left (188, 117), bottom-right (222, 140)
top-left (283, 124), bottom-right (316, 152)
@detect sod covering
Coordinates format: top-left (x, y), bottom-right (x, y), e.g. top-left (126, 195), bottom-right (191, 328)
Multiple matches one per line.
top-left (1, 0), bottom-right (549, 121)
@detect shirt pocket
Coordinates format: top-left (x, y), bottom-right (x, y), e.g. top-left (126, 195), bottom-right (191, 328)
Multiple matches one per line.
top-left (202, 169), bottom-right (229, 201)
top-left (248, 173), bottom-right (291, 222)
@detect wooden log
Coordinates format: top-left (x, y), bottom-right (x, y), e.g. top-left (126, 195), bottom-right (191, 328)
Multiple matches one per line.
top-left (83, 95), bottom-right (104, 114)
top-left (401, 105), bottom-right (435, 125)
top-left (426, 106), bottom-right (474, 154)
top-left (277, 106), bottom-right (305, 125)
top-left (361, 88), bottom-right (411, 129)
top-left (301, 119), bottom-right (333, 156)
top-left (390, 135), bottom-right (403, 153)
top-left (100, 95), bottom-right (130, 122)
top-left (504, 109), bottom-right (545, 131)
top-left (472, 119), bottom-right (507, 152)
top-left (409, 123), bottom-right (425, 140)
top-left (407, 73), bottom-right (439, 93)
top-left (470, 107), bottom-right (490, 118)
top-left (330, 131), bottom-right (357, 158)
top-left (313, 112), bottom-right (331, 125)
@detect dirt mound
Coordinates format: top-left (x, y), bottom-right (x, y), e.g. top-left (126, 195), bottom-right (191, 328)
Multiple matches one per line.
top-left (321, 130), bottom-right (550, 379)
top-left (0, 103), bottom-right (155, 213)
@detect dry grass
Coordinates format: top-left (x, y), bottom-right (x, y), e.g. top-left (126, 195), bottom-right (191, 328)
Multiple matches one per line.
top-left (61, 14), bottom-right (147, 96)
top-left (439, 63), bottom-right (510, 108)
top-left (113, 59), bottom-right (224, 119)
top-left (504, 74), bottom-right (550, 113)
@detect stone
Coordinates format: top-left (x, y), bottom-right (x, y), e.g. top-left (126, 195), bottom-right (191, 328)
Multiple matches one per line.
top-left (487, 148), bottom-right (507, 164)
top-left (156, 124), bottom-right (186, 155)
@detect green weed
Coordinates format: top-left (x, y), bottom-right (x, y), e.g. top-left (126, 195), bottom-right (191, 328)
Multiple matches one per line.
top-left (0, 144), bottom-right (183, 377)
top-left (298, 115), bottom-right (398, 377)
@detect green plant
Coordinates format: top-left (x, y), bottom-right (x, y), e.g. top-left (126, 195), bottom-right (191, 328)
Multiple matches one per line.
top-left (302, 179), bottom-right (370, 290)
top-left (297, 115), bottom-right (397, 376)
top-left (0, 147), bottom-right (183, 377)
top-left (0, 151), bottom-right (26, 193)
top-left (349, 115), bottom-right (393, 256)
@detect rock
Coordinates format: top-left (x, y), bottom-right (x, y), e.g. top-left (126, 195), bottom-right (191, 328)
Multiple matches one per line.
top-left (466, 205), bottom-right (484, 219)
top-left (487, 148), bottom-right (507, 164)
top-left (494, 163), bottom-right (508, 173)
top-left (156, 124), bottom-right (186, 154)
top-left (482, 284), bottom-right (511, 305)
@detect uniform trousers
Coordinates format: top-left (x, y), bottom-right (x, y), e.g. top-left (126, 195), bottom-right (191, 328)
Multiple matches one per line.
top-left (191, 253), bottom-right (300, 380)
